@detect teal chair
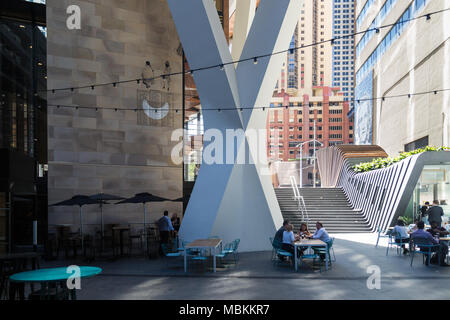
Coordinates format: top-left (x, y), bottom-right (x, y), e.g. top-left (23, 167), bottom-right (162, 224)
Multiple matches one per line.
top-left (299, 252), bottom-right (322, 272)
top-left (190, 248), bottom-right (209, 272)
top-left (269, 237), bottom-right (277, 261)
top-left (161, 243), bottom-right (182, 268)
top-left (375, 227), bottom-right (390, 248)
top-left (410, 238), bottom-right (440, 267)
top-left (272, 239), bottom-right (293, 267)
top-left (312, 237), bottom-right (335, 269)
top-left (216, 242), bottom-right (235, 267)
top-left (386, 231), bottom-right (408, 256)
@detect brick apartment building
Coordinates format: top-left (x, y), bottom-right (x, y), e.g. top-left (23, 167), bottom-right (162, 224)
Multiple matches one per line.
top-left (267, 86), bottom-right (354, 162)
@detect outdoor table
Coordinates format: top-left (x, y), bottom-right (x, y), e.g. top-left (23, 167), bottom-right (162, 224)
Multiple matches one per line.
top-left (184, 239), bottom-right (222, 273)
top-left (0, 252), bottom-right (42, 299)
top-left (112, 226), bottom-right (130, 257)
top-left (294, 239), bottom-right (328, 272)
top-left (9, 266), bottom-right (102, 300)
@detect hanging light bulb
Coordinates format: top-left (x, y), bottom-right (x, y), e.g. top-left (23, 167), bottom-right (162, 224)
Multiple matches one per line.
top-left (253, 57), bottom-right (258, 64)
top-left (219, 64), bottom-right (224, 71)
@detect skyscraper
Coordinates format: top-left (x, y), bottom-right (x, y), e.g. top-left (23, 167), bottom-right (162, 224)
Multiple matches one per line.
top-left (331, 0), bottom-right (355, 106)
top-left (275, 0), bottom-right (334, 97)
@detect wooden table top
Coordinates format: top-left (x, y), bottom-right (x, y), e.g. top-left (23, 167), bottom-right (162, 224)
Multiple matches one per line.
top-left (0, 252), bottom-right (42, 260)
top-left (294, 239), bottom-right (326, 246)
top-left (186, 239), bottom-right (222, 248)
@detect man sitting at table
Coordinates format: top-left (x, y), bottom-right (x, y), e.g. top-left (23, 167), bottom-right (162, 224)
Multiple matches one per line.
top-left (311, 222), bottom-right (330, 242)
top-left (427, 221), bottom-right (450, 238)
top-left (411, 221), bottom-right (449, 266)
top-left (311, 222), bottom-right (330, 260)
top-left (274, 220), bottom-right (289, 261)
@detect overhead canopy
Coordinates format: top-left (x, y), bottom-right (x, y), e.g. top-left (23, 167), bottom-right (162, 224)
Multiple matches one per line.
top-left (317, 145), bottom-right (388, 188)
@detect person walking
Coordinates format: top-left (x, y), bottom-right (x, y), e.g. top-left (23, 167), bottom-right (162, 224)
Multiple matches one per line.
top-left (427, 200), bottom-right (444, 227)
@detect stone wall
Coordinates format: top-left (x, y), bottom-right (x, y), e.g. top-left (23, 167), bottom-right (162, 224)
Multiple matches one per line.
top-left (46, 0), bottom-right (183, 233)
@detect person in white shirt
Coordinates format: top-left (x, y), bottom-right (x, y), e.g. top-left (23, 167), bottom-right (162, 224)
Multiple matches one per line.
top-left (393, 219), bottom-right (410, 254)
top-left (312, 222), bottom-right (330, 242)
top-left (282, 224), bottom-right (297, 257)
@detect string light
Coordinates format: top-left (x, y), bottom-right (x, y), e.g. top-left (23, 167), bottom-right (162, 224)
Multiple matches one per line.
top-left (37, 88), bottom-right (449, 114)
top-left (219, 64), bottom-right (224, 71)
top-left (40, 8), bottom-right (449, 94)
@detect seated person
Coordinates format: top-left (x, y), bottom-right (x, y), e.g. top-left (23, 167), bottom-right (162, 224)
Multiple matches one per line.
top-left (274, 220), bottom-right (289, 261)
top-left (312, 222), bottom-right (330, 260)
top-left (282, 224), bottom-right (298, 258)
top-left (427, 221), bottom-right (450, 238)
top-left (408, 219), bottom-right (420, 233)
top-left (298, 223), bottom-right (312, 239)
top-left (411, 221), bottom-right (449, 266)
top-left (312, 222), bottom-right (330, 242)
top-left (393, 219), bottom-right (410, 254)
top-left (274, 220), bottom-right (289, 244)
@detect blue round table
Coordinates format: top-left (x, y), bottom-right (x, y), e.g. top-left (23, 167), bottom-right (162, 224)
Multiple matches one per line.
top-left (10, 266), bottom-right (102, 300)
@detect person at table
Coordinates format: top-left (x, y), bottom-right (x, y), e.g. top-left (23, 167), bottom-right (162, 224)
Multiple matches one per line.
top-left (393, 219), bottom-right (410, 254)
top-left (420, 201), bottom-right (430, 221)
top-left (408, 219), bottom-right (420, 233)
top-left (298, 223), bottom-right (312, 239)
top-left (274, 220), bottom-right (289, 244)
top-left (311, 222), bottom-right (330, 242)
top-left (410, 221), bottom-right (449, 266)
top-left (427, 200), bottom-right (444, 227)
top-left (282, 224), bottom-right (297, 257)
top-left (427, 221), bottom-right (450, 238)
top-left (273, 220), bottom-right (290, 261)
top-left (157, 210), bottom-right (174, 254)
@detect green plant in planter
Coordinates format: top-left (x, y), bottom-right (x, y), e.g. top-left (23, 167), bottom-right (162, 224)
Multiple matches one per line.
top-left (398, 215), bottom-right (413, 225)
top-left (352, 146), bottom-right (450, 173)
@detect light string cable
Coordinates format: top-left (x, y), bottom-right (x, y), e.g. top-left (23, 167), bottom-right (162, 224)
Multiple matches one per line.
top-left (35, 88), bottom-right (450, 113)
top-left (37, 7), bottom-right (450, 94)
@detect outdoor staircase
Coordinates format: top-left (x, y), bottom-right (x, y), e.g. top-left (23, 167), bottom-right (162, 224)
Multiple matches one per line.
top-left (275, 187), bottom-right (372, 233)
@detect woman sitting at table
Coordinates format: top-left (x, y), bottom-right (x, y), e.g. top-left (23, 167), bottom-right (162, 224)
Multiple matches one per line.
top-left (298, 223), bottom-right (312, 239)
top-left (393, 219), bottom-right (410, 254)
top-left (282, 224), bottom-right (298, 258)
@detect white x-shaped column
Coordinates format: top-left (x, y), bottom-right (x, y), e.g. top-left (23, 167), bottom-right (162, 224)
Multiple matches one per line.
top-left (168, 0), bottom-right (302, 251)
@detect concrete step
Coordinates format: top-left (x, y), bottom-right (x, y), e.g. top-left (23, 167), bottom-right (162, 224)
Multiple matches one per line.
top-left (275, 187), bottom-right (371, 233)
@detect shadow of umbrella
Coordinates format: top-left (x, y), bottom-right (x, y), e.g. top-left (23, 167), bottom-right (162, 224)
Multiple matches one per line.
top-left (89, 193), bottom-right (125, 249)
top-left (116, 193), bottom-right (170, 249)
top-left (49, 195), bottom-right (99, 250)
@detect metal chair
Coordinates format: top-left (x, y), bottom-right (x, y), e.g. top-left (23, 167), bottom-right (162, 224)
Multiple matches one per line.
top-left (313, 237), bottom-right (336, 267)
top-left (271, 239), bottom-right (293, 266)
top-left (375, 227), bottom-right (390, 248)
top-left (386, 231), bottom-right (408, 256)
top-left (161, 243), bottom-right (183, 268)
top-left (410, 237), bottom-right (440, 267)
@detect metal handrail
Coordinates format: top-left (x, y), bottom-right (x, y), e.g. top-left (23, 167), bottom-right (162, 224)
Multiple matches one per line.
top-left (289, 176), bottom-right (309, 225)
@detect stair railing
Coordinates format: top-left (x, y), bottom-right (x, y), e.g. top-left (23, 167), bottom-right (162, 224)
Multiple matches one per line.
top-left (289, 176), bottom-right (309, 226)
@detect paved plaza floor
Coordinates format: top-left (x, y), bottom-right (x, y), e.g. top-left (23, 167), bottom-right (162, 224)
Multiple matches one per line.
top-left (40, 233), bottom-right (450, 299)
